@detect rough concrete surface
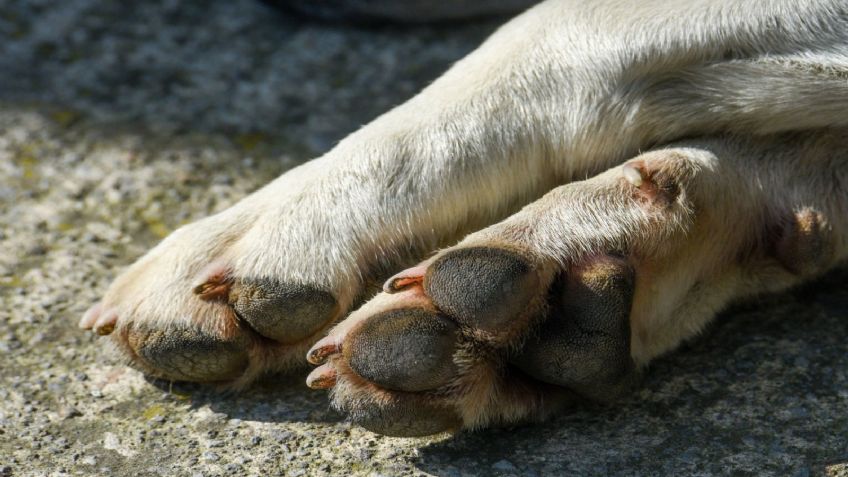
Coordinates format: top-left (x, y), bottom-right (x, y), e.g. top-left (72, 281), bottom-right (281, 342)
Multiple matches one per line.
top-left (0, 1), bottom-right (846, 476)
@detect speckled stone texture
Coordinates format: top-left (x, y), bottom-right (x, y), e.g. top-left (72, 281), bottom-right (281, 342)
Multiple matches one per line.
top-left (0, 1), bottom-right (846, 476)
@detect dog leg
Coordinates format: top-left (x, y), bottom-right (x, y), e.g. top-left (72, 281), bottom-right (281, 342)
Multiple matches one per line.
top-left (311, 131), bottom-right (847, 436)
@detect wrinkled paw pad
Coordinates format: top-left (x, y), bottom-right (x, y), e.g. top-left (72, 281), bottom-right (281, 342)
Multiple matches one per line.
top-left (82, 302), bottom-right (250, 382)
top-left (193, 267), bottom-right (340, 345)
top-left (305, 306), bottom-right (465, 436)
top-left (126, 323), bottom-right (250, 382)
top-left (346, 308), bottom-right (460, 392)
top-left (423, 247), bottom-right (541, 337)
top-left (338, 392), bottom-right (462, 437)
top-left (227, 280), bottom-right (338, 344)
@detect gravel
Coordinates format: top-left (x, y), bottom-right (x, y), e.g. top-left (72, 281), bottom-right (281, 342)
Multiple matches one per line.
top-left (0, 1), bottom-right (846, 475)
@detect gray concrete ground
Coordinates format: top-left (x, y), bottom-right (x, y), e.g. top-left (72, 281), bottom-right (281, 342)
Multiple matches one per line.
top-left (0, 1), bottom-right (846, 476)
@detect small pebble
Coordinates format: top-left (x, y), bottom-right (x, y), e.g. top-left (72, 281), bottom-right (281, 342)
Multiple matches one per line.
top-left (202, 451), bottom-right (220, 462)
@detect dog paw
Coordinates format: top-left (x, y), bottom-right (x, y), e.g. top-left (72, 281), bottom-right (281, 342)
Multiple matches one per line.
top-left (307, 137), bottom-right (841, 435)
top-left (307, 249), bottom-right (638, 436)
top-left (78, 165), bottom-right (391, 386)
top-left (79, 207), bottom-right (347, 385)
top-left (305, 148), bottom-right (701, 435)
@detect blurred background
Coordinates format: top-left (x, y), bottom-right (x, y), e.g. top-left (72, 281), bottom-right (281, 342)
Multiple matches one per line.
top-left (0, 1), bottom-right (846, 476)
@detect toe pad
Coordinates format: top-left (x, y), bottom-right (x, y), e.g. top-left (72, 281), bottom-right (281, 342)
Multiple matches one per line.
top-left (347, 308), bottom-right (460, 393)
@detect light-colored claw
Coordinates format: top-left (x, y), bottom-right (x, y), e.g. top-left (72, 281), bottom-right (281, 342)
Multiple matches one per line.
top-left (307, 336), bottom-right (341, 365)
top-left (93, 309), bottom-right (119, 336)
top-left (192, 261), bottom-right (233, 301)
top-left (622, 163), bottom-right (645, 187)
top-left (306, 364), bottom-right (337, 389)
top-left (382, 260), bottom-right (434, 293)
top-left (79, 303), bottom-right (102, 329)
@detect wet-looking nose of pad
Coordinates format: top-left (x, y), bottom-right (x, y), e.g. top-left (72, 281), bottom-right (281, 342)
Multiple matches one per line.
top-left (229, 280), bottom-right (338, 344)
top-left (346, 308), bottom-right (460, 393)
top-left (423, 247), bottom-right (539, 333)
top-left (512, 256), bottom-right (636, 402)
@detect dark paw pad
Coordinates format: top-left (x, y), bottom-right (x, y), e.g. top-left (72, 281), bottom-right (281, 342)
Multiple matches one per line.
top-left (343, 395), bottom-right (461, 437)
top-left (513, 256), bottom-right (636, 401)
top-left (424, 247), bottom-right (539, 333)
top-left (229, 280), bottom-right (338, 344)
top-left (127, 324), bottom-right (249, 382)
top-left (774, 207), bottom-right (834, 276)
top-left (346, 308), bottom-right (459, 392)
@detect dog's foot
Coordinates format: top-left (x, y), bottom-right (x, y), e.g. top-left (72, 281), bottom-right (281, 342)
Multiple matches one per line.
top-left (308, 136), bottom-right (843, 435)
top-left (78, 158), bottom-right (429, 386)
top-left (307, 252), bottom-right (636, 436)
top-left (79, 207), bottom-right (341, 385)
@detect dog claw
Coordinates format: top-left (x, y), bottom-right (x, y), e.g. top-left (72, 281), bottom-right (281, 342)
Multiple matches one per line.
top-left (93, 309), bottom-right (119, 336)
top-left (622, 163), bottom-right (644, 187)
top-left (307, 336), bottom-right (341, 365)
top-left (79, 303), bottom-right (102, 329)
top-left (383, 262), bottom-right (430, 293)
top-left (306, 364), bottom-right (337, 389)
top-left (192, 262), bottom-right (233, 302)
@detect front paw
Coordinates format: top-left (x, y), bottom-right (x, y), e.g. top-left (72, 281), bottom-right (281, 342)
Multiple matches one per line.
top-left (78, 158), bottom-right (401, 386)
top-left (79, 214), bottom-right (347, 385)
top-left (306, 247), bottom-right (638, 436)
top-left (309, 137), bottom-right (840, 435)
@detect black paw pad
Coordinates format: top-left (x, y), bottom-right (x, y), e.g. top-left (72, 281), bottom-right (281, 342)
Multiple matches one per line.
top-left (128, 324), bottom-right (249, 382)
top-left (424, 247), bottom-right (539, 333)
top-left (229, 280), bottom-right (338, 344)
top-left (512, 256), bottom-right (636, 402)
top-left (347, 308), bottom-right (459, 393)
